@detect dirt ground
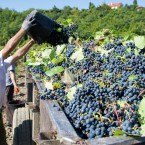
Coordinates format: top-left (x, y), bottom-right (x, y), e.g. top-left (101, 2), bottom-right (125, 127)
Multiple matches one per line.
top-left (1, 63), bottom-right (27, 145)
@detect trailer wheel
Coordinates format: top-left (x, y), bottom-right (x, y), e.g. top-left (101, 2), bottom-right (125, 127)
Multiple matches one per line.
top-left (13, 107), bottom-right (34, 145)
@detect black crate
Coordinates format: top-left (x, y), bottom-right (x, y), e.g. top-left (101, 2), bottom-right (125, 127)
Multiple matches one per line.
top-left (25, 10), bottom-right (61, 44)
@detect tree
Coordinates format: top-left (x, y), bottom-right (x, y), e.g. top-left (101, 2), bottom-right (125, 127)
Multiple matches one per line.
top-left (133, 0), bottom-right (138, 6)
top-left (89, 2), bottom-right (96, 9)
top-left (52, 5), bottom-right (60, 13)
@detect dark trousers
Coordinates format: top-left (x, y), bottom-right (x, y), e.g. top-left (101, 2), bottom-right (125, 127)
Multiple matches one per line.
top-left (5, 85), bottom-right (14, 102)
top-left (3, 85), bottom-right (14, 125)
top-left (0, 112), bottom-right (7, 145)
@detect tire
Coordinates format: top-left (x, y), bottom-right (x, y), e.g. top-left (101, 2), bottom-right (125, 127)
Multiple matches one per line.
top-left (13, 107), bottom-right (34, 145)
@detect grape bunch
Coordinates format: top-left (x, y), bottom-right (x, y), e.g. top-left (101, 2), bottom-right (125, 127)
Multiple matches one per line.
top-left (40, 86), bottom-right (69, 109)
top-left (62, 23), bottom-right (78, 37)
top-left (28, 36), bottom-right (145, 139)
top-left (46, 23), bottom-right (78, 46)
top-left (27, 65), bottom-right (46, 77)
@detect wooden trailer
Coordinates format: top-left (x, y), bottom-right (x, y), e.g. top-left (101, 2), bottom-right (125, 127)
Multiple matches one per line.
top-left (12, 68), bottom-right (145, 145)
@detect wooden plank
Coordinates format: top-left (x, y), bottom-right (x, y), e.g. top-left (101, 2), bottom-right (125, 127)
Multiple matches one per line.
top-left (25, 67), bottom-right (34, 102)
top-left (40, 100), bottom-right (81, 143)
top-left (32, 82), bottom-right (40, 144)
top-left (40, 100), bottom-right (56, 137)
top-left (38, 140), bottom-right (61, 145)
top-left (32, 75), bottom-right (45, 92)
top-left (32, 110), bottom-right (40, 144)
top-left (27, 83), bottom-right (33, 102)
top-left (86, 136), bottom-right (145, 145)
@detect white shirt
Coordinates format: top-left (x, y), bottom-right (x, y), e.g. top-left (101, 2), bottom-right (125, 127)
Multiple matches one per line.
top-left (0, 51), bottom-right (12, 108)
top-left (6, 64), bottom-right (15, 86)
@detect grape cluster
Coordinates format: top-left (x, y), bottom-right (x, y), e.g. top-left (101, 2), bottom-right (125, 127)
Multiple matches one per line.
top-left (27, 65), bottom-right (46, 77)
top-left (40, 87), bottom-right (69, 109)
top-left (62, 23), bottom-right (78, 37)
top-left (28, 36), bottom-right (145, 139)
top-left (46, 23), bottom-right (78, 46)
top-left (65, 44), bottom-right (75, 57)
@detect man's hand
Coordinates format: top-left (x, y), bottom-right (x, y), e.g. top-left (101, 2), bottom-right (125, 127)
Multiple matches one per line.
top-left (21, 18), bottom-right (36, 31)
top-left (14, 86), bottom-right (20, 94)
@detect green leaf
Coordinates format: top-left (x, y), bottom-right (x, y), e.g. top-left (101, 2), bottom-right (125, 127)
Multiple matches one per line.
top-left (66, 18), bottom-right (72, 23)
top-left (126, 48), bottom-right (131, 54)
top-left (94, 114), bottom-right (99, 119)
top-left (52, 82), bottom-right (62, 89)
top-left (134, 49), bottom-right (140, 56)
top-left (68, 36), bottom-right (75, 44)
top-left (67, 86), bottom-right (77, 101)
top-left (62, 19), bottom-right (73, 26)
top-left (56, 44), bottom-right (66, 55)
top-left (116, 55), bottom-right (121, 59)
top-left (49, 49), bottom-right (56, 60)
top-left (138, 96), bottom-right (145, 124)
top-left (56, 27), bottom-right (62, 32)
top-left (124, 35), bottom-right (131, 41)
top-left (70, 47), bottom-right (84, 61)
top-left (67, 84), bottom-right (82, 101)
top-left (27, 62), bottom-right (41, 66)
top-left (123, 131), bottom-right (141, 137)
top-left (121, 57), bottom-right (126, 63)
top-left (102, 70), bottom-right (108, 76)
top-left (44, 80), bottom-right (53, 90)
top-left (42, 49), bottom-right (51, 58)
top-left (128, 75), bottom-right (138, 81)
top-left (62, 68), bottom-right (75, 84)
top-left (52, 55), bottom-right (65, 64)
top-left (95, 31), bottom-right (104, 39)
top-left (77, 84), bottom-right (83, 88)
top-left (134, 36), bottom-right (145, 49)
top-left (113, 129), bottom-right (140, 137)
top-left (117, 100), bottom-right (126, 108)
top-left (116, 56), bottom-right (126, 63)
top-left (45, 66), bottom-right (64, 77)
top-left (113, 129), bottom-right (124, 136)
top-left (140, 124), bottom-right (145, 136)
top-left (99, 81), bottom-right (105, 87)
top-left (95, 46), bottom-right (113, 57)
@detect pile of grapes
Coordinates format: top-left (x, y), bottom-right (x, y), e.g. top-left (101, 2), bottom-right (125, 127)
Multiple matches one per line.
top-left (46, 23), bottom-right (78, 46)
top-left (27, 36), bottom-right (145, 139)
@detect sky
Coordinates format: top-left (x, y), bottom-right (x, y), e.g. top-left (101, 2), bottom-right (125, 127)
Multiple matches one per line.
top-left (0, 0), bottom-right (145, 12)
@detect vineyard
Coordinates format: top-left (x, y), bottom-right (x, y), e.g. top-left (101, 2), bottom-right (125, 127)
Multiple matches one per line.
top-left (26, 29), bottom-right (145, 139)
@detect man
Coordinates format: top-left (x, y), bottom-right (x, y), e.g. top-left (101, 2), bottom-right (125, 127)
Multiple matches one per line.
top-left (6, 64), bottom-right (19, 102)
top-left (0, 18), bottom-right (36, 110)
top-left (0, 17), bottom-right (35, 143)
top-left (3, 64), bottom-right (19, 126)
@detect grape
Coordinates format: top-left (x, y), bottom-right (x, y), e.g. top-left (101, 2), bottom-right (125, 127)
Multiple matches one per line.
top-left (27, 35), bottom-right (145, 139)
top-left (87, 132), bottom-right (95, 138)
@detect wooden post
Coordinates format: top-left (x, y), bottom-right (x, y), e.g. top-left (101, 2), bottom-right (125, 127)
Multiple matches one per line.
top-left (27, 82), bottom-right (33, 102)
top-left (25, 66), bottom-right (34, 102)
top-left (32, 83), bottom-right (40, 144)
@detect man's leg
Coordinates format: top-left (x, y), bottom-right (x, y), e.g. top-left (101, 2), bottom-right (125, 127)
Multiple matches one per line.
top-left (7, 85), bottom-right (14, 102)
top-left (0, 111), bottom-right (7, 145)
top-left (3, 86), bottom-right (14, 126)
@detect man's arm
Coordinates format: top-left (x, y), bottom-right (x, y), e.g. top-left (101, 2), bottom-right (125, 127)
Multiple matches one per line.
top-left (10, 71), bottom-right (18, 90)
top-left (11, 39), bottom-right (35, 64)
top-left (2, 28), bottom-right (26, 60)
top-left (2, 17), bottom-right (36, 60)
top-left (10, 70), bottom-right (20, 94)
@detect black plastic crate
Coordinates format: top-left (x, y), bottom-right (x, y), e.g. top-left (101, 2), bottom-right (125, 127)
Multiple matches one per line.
top-left (24, 10), bottom-right (61, 44)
